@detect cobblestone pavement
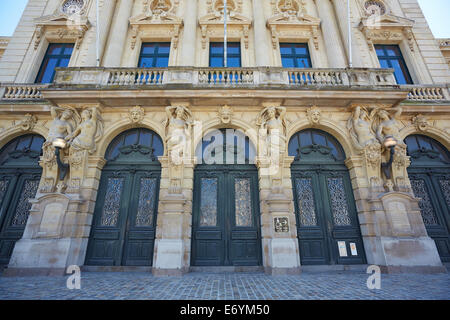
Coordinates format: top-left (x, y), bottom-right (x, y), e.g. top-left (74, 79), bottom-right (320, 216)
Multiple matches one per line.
top-left (0, 271), bottom-right (449, 300)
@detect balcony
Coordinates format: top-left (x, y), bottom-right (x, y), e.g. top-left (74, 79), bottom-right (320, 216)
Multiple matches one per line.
top-left (0, 67), bottom-right (449, 103)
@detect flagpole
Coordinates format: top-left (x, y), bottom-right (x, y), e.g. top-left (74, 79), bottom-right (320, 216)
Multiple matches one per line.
top-left (347, 0), bottom-right (353, 68)
top-left (224, 0), bottom-right (227, 68)
top-left (96, 0), bottom-right (100, 67)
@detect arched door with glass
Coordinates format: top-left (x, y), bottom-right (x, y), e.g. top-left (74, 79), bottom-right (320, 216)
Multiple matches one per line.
top-left (289, 129), bottom-right (366, 265)
top-left (85, 128), bottom-right (164, 266)
top-left (406, 135), bottom-right (450, 262)
top-left (191, 128), bottom-right (262, 266)
top-left (0, 134), bottom-right (44, 265)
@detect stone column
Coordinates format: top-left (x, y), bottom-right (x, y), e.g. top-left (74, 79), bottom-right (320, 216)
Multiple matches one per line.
top-left (179, 0), bottom-right (198, 66)
top-left (252, 0), bottom-right (271, 67)
top-left (331, 0), bottom-right (364, 68)
top-left (85, 0), bottom-right (118, 66)
top-left (103, 0), bottom-right (135, 67)
top-left (313, 0), bottom-right (347, 68)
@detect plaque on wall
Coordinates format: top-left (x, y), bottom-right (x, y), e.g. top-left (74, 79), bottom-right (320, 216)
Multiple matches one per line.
top-left (274, 217), bottom-right (289, 233)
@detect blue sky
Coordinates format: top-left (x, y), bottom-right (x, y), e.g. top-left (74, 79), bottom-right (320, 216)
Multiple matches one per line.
top-left (0, 0), bottom-right (449, 38)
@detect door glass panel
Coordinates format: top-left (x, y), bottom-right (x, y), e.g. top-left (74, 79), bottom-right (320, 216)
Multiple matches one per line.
top-left (327, 177), bottom-right (352, 226)
top-left (200, 178), bottom-right (218, 227)
top-left (100, 177), bottom-right (124, 227)
top-left (135, 178), bottom-right (157, 227)
top-left (235, 178), bottom-right (252, 227)
top-left (295, 178), bottom-right (317, 227)
top-left (0, 180), bottom-right (10, 204)
top-left (11, 179), bottom-right (39, 226)
top-left (438, 179), bottom-right (450, 209)
top-left (410, 179), bottom-right (439, 226)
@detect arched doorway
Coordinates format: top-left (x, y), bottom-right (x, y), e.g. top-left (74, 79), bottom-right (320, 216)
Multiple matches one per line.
top-left (0, 134), bottom-right (44, 265)
top-left (289, 129), bottom-right (366, 265)
top-left (191, 128), bottom-right (262, 266)
top-left (406, 134), bottom-right (450, 262)
top-left (85, 128), bottom-right (164, 266)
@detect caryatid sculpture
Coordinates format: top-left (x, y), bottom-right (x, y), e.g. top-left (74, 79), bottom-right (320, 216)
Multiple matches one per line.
top-left (257, 106), bottom-right (287, 163)
top-left (348, 106), bottom-right (378, 148)
top-left (165, 106), bottom-right (193, 165)
top-left (65, 107), bottom-right (103, 154)
top-left (45, 106), bottom-right (79, 146)
top-left (373, 107), bottom-right (403, 146)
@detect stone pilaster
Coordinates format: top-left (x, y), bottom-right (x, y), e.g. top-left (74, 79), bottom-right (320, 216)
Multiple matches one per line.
top-left (313, 0), bottom-right (347, 68)
top-left (180, 0), bottom-right (198, 66)
top-left (252, 0), bottom-right (271, 67)
top-left (257, 156), bottom-right (301, 275)
top-left (103, 0), bottom-right (135, 67)
top-left (152, 156), bottom-right (194, 276)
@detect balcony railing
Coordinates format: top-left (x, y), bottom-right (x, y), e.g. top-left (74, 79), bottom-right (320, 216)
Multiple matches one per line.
top-left (0, 84), bottom-right (47, 100)
top-left (0, 68), bottom-right (449, 103)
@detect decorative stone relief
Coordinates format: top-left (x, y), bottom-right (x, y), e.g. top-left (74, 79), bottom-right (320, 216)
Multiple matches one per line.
top-left (274, 216), bottom-right (289, 233)
top-left (306, 106), bottom-right (321, 125)
top-left (165, 106), bottom-right (193, 194)
top-left (33, 0), bottom-right (91, 50)
top-left (17, 114), bottom-right (38, 131)
top-left (412, 114), bottom-right (429, 131)
top-left (267, 0), bottom-right (320, 50)
top-left (129, 0), bottom-right (183, 50)
top-left (218, 105), bottom-right (233, 124)
top-left (129, 106), bottom-right (145, 124)
top-left (358, 2), bottom-right (415, 52)
top-left (199, 0), bottom-right (251, 49)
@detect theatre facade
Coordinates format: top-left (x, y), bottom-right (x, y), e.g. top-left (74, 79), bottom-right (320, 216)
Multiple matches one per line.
top-left (0, 0), bottom-right (449, 276)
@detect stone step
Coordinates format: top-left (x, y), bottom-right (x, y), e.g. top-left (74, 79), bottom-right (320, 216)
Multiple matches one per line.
top-left (189, 266), bottom-right (265, 273)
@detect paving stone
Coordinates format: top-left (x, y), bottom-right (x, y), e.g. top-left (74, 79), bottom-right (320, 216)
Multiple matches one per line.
top-left (0, 271), bottom-right (448, 300)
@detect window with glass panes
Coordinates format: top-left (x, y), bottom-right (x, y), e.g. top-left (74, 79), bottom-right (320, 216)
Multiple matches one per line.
top-left (375, 45), bottom-right (413, 85)
top-left (138, 43), bottom-right (171, 68)
top-left (280, 43), bottom-right (312, 68)
top-left (35, 43), bottom-right (74, 84)
top-left (209, 42), bottom-right (241, 67)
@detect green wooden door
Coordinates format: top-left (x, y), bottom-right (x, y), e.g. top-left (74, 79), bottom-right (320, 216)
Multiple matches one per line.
top-left (85, 128), bottom-right (163, 266)
top-left (191, 128), bottom-right (261, 266)
top-left (0, 135), bottom-right (44, 265)
top-left (191, 165), bottom-right (262, 266)
top-left (289, 129), bottom-right (366, 265)
top-left (406, 135), bottom-right (450, 262)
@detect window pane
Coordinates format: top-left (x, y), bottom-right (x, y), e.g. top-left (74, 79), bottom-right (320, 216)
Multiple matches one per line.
top-left (294, 45), bottom-right (308, 55)
top-left (312, 132), bottom-right (326, 146)
top-left (300, 131), bottom-right (313, 146)
top-left (375, 47), bottom-right (385, 56)
top-left (157, 43), bottom-right (171, 54)
top-left (405, 136), bottom-right (419, 151)
top-left (39, 58), bottom-right (58, 83)
top-left (210, 43), bottom-right (224, 54)
top-left (30, 136), bottom-right (44, 151)
top-left (296, 58), bottom-right (310, 68)
top-left (227, 43), bottom-right (241, 54)
top-left (210, 57), bottom-right (224, 67)
top-left (282, 57), bottom-right (295, 68)
top-left (124, 131), bottom-right (138, 146)
top-left (139, 57), bottom-right (154, 68)
top-left (280, 45), bottom-right (292, 55)
top-left (155, 57), bottom-right (169, 67)
top-left (379, 59), bottom-right (389, 69)
top-left (228, 57), bottom-right (241, 67)
top-left (386, 47), bottom-right (398, 56)
top-left (48, 44), bottom-right (63, 55)
top-left (390, 59), bottom-right (409, 84)
top-left (417, 136), bottom-right (432, 150)
top-left (139, 131), bottom-right (152, 146)
top-left (141, 44), bottom-right (156, 54)
top-left (16, 137), bottom-right (31, 150)
top-left (63, 45), bottom-right (74, 55)
top-left (58, 58), bottom-right (71, 68)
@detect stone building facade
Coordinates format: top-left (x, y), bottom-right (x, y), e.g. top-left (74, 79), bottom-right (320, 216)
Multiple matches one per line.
top-left (0, 0), bottom-right (449, 276)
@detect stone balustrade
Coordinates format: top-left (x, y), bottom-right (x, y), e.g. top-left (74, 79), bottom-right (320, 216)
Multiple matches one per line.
top-left (0, 84), bottom-right (47, 100)
top-left (0, 68), bottom-right (449, 104)
top-left (405, 85), bottom-right (450, 101)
